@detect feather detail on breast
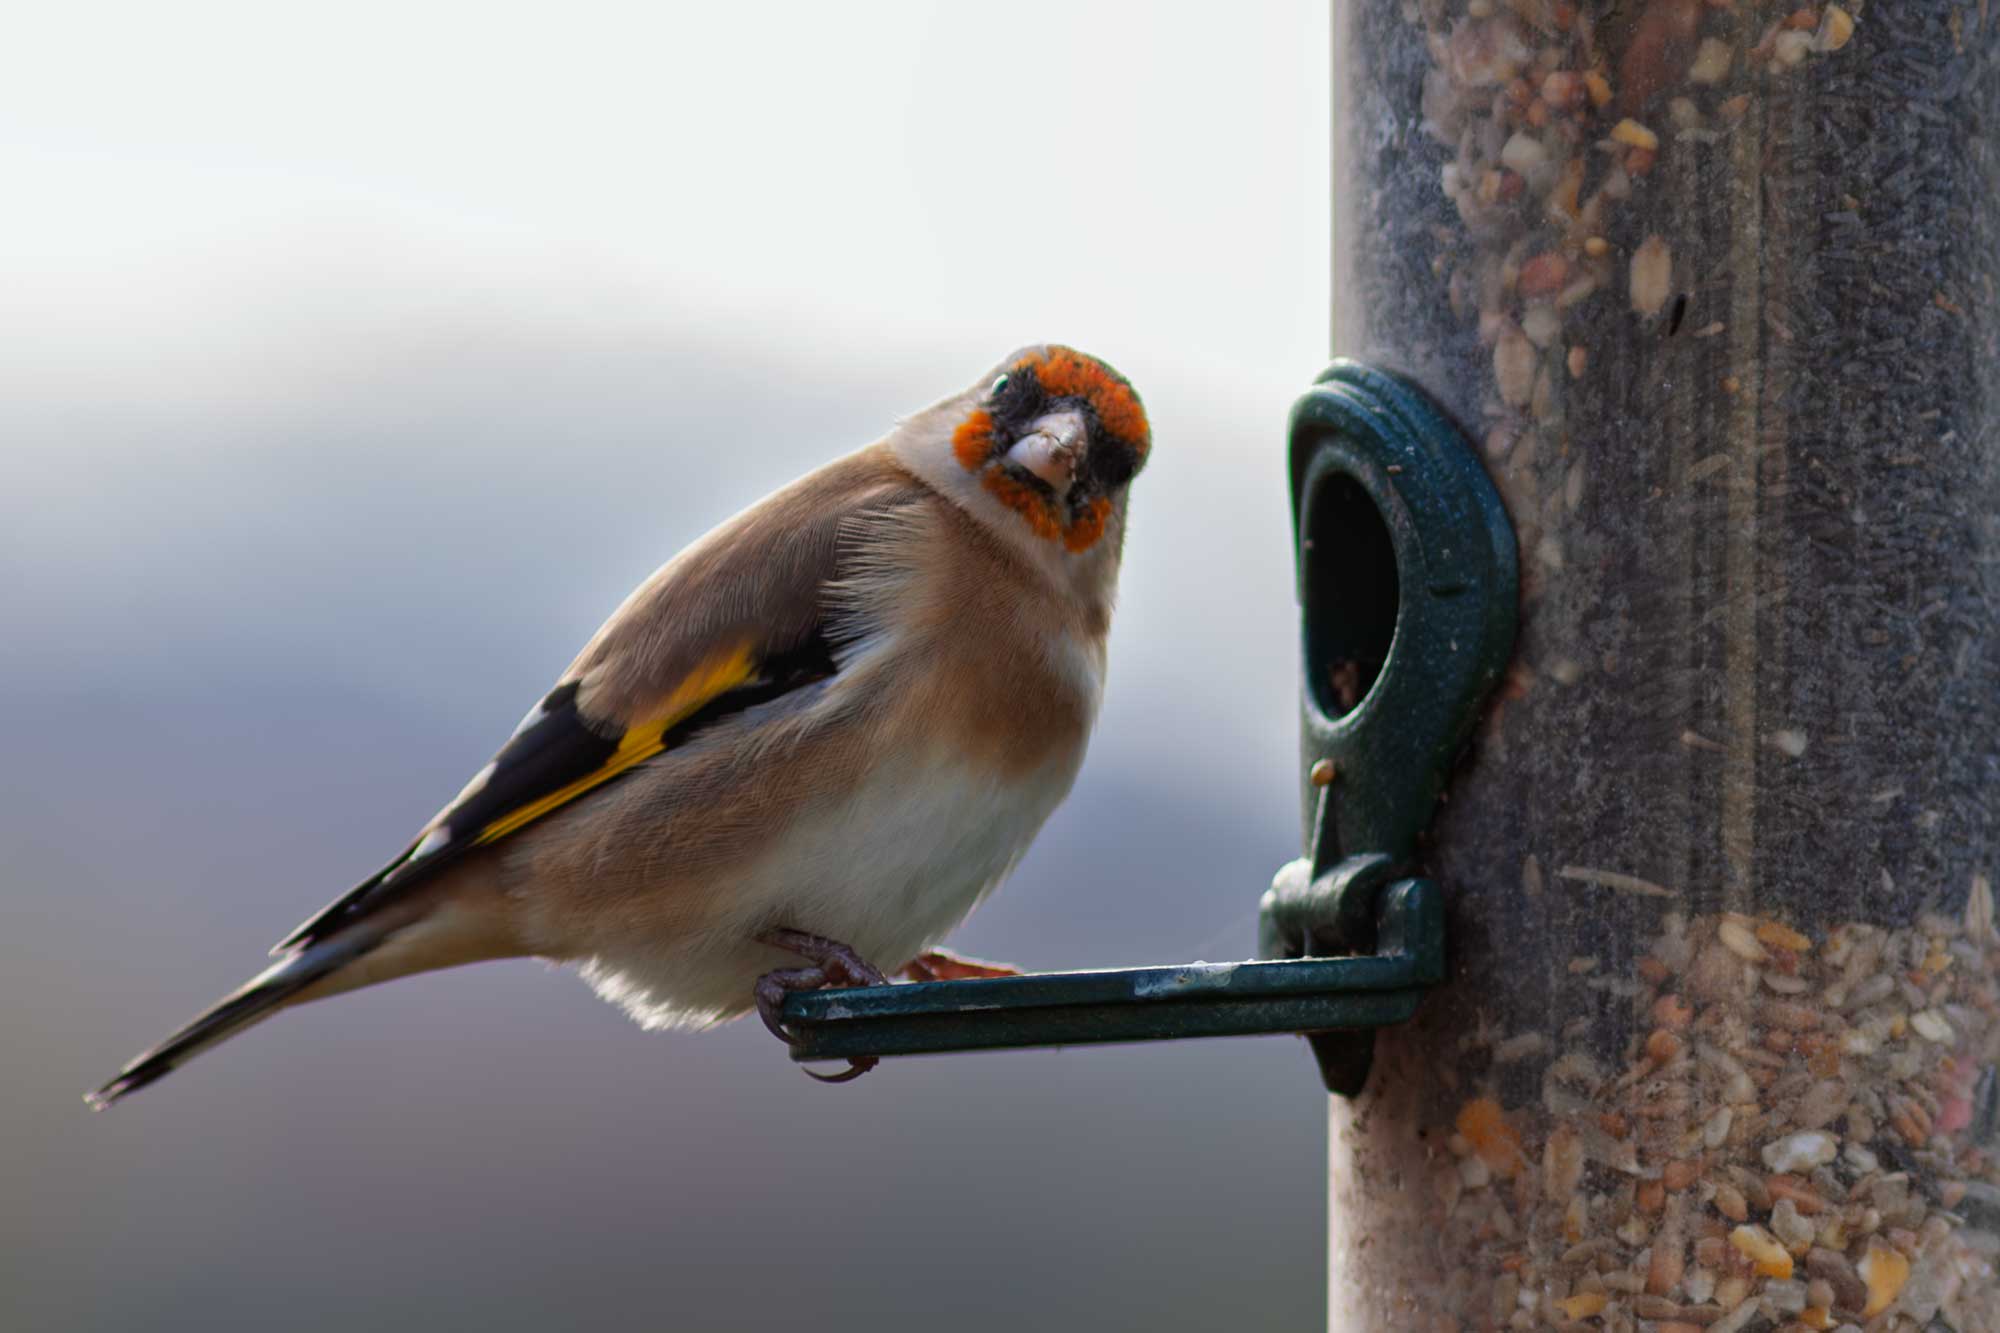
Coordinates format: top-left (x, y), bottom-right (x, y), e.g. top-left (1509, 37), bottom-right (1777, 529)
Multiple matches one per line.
top-left (832, 491), bottom-right (1106, 778)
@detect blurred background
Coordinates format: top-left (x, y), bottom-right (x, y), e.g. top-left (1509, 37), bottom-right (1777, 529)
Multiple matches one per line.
top-left (2, 3), bottom-right (1330, 1328)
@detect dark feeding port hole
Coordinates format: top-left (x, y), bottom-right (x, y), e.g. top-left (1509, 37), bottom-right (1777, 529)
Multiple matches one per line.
top-left (1303, 473), bottom-right (1400, 719)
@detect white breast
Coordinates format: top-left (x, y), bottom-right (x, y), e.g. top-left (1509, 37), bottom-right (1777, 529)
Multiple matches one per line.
top-left (574, 746), bottom-right (1083, 1031)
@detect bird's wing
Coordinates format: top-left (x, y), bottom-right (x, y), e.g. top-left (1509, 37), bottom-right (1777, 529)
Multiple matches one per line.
top-left (278, 448), bottom-right (923, 952)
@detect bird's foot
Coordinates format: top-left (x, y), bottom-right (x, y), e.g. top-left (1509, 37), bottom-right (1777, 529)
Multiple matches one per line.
top-left (754, 928), bottom-right (889, 1083)
top-left (899, 949), bottom-right (1022, 982)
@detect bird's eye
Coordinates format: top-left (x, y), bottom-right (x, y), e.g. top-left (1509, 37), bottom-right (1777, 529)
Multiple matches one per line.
top-left (989, 374), bottom-right (1010, 397)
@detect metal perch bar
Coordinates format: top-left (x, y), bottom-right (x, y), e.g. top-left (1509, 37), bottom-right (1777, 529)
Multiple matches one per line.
top-left (780, 878), bottom-right (1443, 1063)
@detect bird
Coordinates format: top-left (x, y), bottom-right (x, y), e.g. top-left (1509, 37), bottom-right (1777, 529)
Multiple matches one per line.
top-left (87, 343), bottom-right (1150, 1106)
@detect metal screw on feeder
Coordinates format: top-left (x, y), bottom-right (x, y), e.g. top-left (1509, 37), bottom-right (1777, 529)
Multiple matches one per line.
top-left (780, 361), bottom-right (1515, 1082)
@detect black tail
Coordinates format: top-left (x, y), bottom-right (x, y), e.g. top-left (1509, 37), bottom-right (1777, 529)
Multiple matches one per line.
top-left (86, 930), bottom-right (380, 1109)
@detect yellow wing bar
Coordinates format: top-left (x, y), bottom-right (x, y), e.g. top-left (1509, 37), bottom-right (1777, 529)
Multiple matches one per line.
top-left (473, 644), bottom-right (758, 846)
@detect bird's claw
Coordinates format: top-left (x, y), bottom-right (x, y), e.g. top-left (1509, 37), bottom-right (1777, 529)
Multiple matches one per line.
top-left (801, 1055), bottom-right (878, 1083)
top-left (754, 928), bottom-right (890, 1083)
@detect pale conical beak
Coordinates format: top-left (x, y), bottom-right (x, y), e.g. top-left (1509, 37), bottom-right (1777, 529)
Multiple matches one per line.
top-left (1004, 410), bottom-right (1088, 496)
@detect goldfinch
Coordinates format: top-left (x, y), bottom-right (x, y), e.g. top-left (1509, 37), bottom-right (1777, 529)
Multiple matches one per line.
top-left (88, 344), bottom-right (1150, 1105)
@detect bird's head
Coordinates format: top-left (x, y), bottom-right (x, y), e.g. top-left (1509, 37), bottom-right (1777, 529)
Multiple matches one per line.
top-left (894, 345), bottom-right (1150, 570)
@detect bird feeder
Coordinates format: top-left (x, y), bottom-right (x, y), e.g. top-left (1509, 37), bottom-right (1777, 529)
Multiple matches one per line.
top-left (1322, 4), bottom-right (2000, 1331)
top-left (789, 8), bottom-right (2000, 1331)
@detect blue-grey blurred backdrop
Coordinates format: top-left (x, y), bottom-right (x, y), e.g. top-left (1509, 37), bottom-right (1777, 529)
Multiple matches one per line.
top-left (2, 4), bottom-right (1332, 1328)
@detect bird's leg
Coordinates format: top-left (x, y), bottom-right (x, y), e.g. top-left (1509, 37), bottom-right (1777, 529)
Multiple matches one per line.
top-left (754, 928), bottom-right (889, 1083)
top-left (759, 927), bottom-right (890, 987)
top-left (900, 949), bottom-right (1023, 982)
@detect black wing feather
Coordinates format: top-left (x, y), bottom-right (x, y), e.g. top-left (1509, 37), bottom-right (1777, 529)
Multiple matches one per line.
top-left (275, 628), bottom-right (841, 952)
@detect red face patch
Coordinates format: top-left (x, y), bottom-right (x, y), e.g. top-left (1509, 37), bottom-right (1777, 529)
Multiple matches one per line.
top-left (1021, 347), bottom-right (1149, 456)
top-left (952, 346), bottom-right (1146, 554)
top-left (981, 473), bottom-right (1114, 553)
top-left (952, 408), bottom-right (994, 472)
